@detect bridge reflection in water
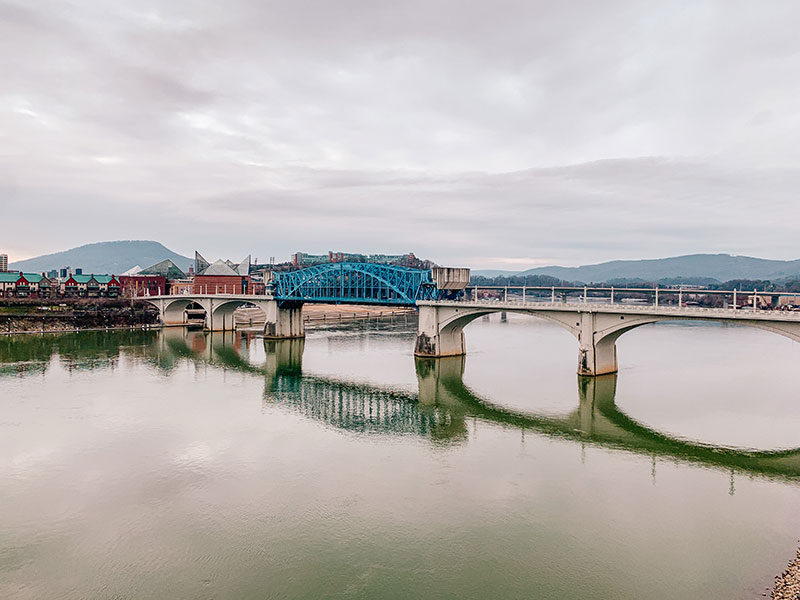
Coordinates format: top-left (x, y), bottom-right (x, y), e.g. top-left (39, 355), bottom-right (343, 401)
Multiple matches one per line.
top-left (160, 329), bottom-right (800, 482)
top-left (2, 328), bottom-right (799, 482)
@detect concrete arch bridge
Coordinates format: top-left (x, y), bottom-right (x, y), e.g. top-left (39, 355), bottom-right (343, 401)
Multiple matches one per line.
top-left (415, 300), bottom-right (800, 376)
top-left (146, 294), bottom-right (305, 338)
top-left (142, 263), bottom-right (800, 377)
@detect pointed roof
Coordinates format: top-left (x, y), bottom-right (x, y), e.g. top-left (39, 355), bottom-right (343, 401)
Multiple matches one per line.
top-left (140, 259), bottom-right (186, 279)
top-left (122, 265), bottom-right (143, 276)
top-left (71, 274), bottom-right (97, 284)
top-left (195, 251), bottom-right (210, 275)
top-left (235, 255), bottom-right (251, 275)
top-left (199, 259), bottom-right (239, 276)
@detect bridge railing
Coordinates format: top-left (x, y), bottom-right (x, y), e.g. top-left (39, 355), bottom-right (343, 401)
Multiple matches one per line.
top-left (444, 285), bottom-right (800, 314)
top-left (125, 284), bottom-right (272, 298)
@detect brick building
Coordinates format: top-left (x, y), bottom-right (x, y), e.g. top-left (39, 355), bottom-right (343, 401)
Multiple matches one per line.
top-left (118, 275), bottom-right (167, 297)
top-left (192, 259), bottom-right (252, 294)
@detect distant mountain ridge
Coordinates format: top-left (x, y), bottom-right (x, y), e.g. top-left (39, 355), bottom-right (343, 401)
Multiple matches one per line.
top-left (13, 245), bottom-right (800, 284)
top-left (472, 254), bottom-right (800, 283)
top-left (9, 241), bottom-right (193, 275)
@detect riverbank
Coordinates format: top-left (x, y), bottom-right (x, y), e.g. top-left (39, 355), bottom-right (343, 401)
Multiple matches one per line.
top-left (0, 298), bottom-right (158, 334)
top-left (302, 303), bottom-right (414, 322)
top-left (235, 303), bottom-right (414, 326)
top-left (1, 323), bottom-right (161, 336)
top-left (772, 547), bottom-right (800, 599)
top-left (0, 300), bottom-right (415, 335)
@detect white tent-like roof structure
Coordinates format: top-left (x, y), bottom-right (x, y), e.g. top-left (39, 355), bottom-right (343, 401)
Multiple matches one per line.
top-left (195, 253), bottom-right (251, 276)
top-left (121, 265), bottom-right (143, 276)
top-left (199, 259), bottom-right (239, 276)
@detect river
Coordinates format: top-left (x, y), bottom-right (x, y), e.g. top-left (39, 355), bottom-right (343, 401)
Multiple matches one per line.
top-left (1, 314), bottom-right (799, 599)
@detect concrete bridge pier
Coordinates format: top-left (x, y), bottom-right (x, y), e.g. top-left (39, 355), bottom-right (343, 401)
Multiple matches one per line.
top-left (414, 305), bottom-right (466, 357)
top-left (576, 312), bottom-right (619, 377)
top-left (263, 301), bottom-right (305, 339)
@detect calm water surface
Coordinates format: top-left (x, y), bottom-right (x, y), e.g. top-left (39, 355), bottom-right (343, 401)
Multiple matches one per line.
top-left (1, 314), bottom-right (799, 599)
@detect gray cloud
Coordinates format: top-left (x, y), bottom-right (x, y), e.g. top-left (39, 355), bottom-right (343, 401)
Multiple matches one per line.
top-left (3, 0), bottom-right (800, 267)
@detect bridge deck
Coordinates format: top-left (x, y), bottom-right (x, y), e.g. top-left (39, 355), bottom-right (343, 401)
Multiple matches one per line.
top-left (145, 294), bottom-right (275, 301)
top-left (419, 300), bottom-right (800, 324)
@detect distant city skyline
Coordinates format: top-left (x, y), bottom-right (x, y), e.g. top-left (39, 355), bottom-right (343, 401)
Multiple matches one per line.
top-left (4, 1), bottom-right (800, 268)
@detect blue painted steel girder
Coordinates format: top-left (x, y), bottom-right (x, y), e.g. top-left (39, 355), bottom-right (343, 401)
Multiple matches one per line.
top-left (273, 262), bottom-right (439, 306)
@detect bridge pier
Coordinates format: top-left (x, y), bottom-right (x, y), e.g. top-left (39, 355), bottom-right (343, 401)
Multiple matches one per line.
top-left (263, 301), bottom-right (304, 339)
top-left (414, 305), bottom-right (466, 357)
top-left (577, 312), bottom-right (619, 377)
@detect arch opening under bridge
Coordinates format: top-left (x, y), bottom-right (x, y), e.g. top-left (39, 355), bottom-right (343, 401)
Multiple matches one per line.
top-left (210, 300), bottom-right (267, 331)
top-left (159, 298), bottom-right (206, 327)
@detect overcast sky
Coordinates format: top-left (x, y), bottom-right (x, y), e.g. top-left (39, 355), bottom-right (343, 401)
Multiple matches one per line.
top-left (3, 0), bottom-right (800, 269)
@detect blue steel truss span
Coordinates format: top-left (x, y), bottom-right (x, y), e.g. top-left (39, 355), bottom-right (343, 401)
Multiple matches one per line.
top-left (273, 262), bottom-right (439, 306)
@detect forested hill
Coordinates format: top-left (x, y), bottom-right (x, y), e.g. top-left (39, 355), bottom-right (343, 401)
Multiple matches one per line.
top-left (472, 254), bottom-right (800, 284)
top-left (9, 241), bottom-right (193, 275)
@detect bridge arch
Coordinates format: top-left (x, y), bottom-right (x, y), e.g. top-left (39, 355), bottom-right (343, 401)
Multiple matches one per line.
top-left (158, 298), bottom-right (208, 327)
top-left (416, 303), bottom-right (800, 375)
top-left (273, 262), bottom-right (437, 306)
top-left (416, 306), bottom-right (581, 356)
top-left (209, 299), bottom-right (266, 331)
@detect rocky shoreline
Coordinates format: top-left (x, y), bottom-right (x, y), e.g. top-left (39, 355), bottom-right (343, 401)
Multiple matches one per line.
top-left (1, 300), bottom-right (414, 335)
top-left (0, 298), bottom-right (158, 334)
top-left (772, 547), bottom-right (800, 599)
